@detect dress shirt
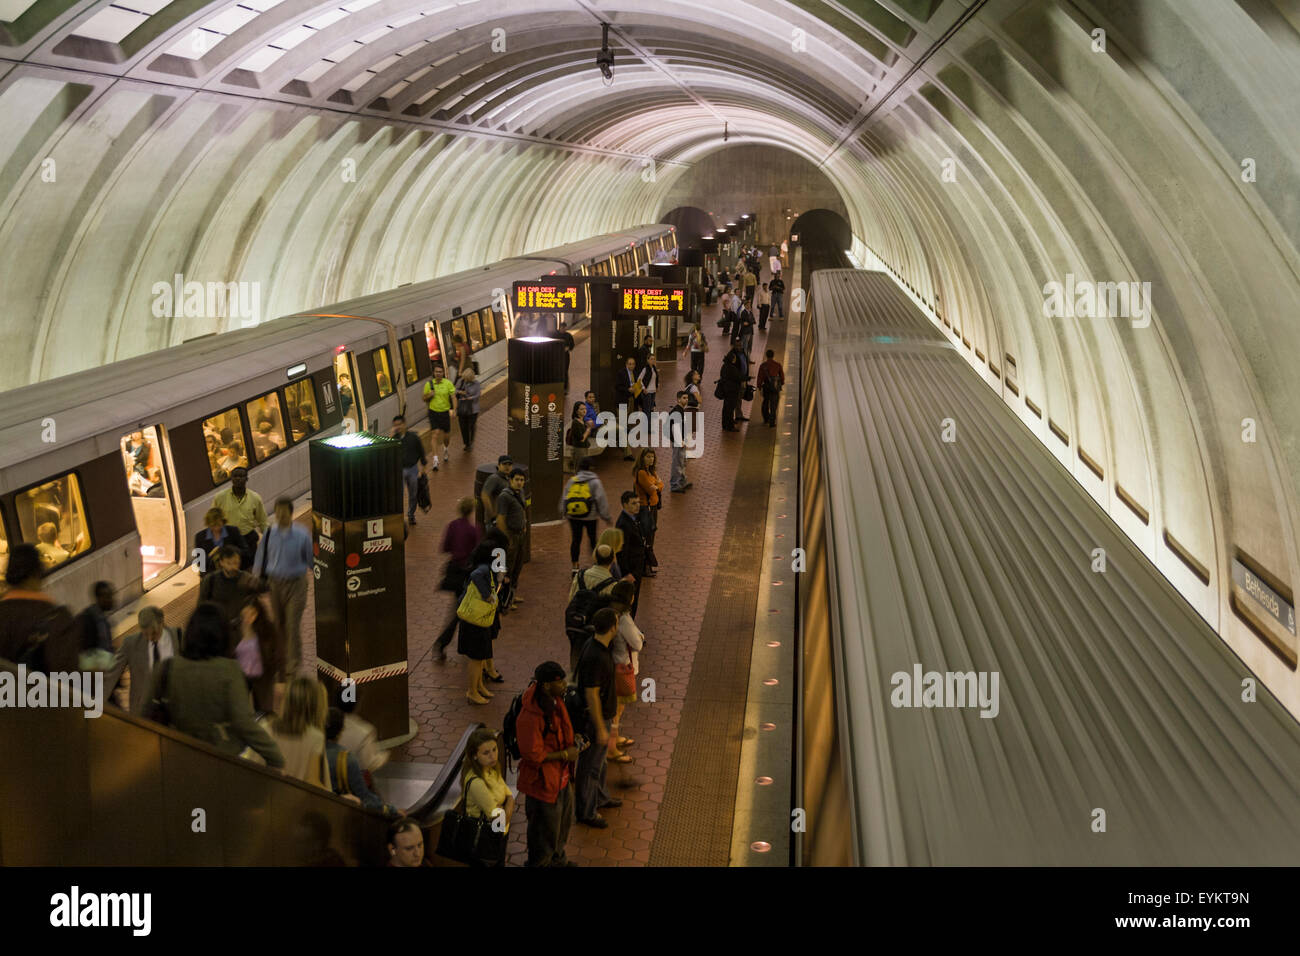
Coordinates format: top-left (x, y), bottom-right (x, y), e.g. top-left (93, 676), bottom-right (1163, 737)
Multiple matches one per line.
top-left (253, 522), bottom-right (313, 579)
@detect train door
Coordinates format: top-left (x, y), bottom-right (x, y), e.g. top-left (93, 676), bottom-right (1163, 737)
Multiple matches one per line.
top-left (334, 351), bottom-right (363, 433)
top-left (117, 425), bottom-right (181, 588)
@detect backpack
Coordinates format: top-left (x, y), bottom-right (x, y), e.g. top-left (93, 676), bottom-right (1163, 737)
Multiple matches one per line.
top-left (564, 569), bottom-right (616, 645)
top-left (564, 682), bottom-right (589, 731)
top-left (564, 479), bottom-right (594, 518)
top-left (501, 685), bottom-right (529, 773)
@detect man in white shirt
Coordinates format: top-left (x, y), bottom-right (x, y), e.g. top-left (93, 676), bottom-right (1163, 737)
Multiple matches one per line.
top-left (105, 606), bottom-right (177, 715)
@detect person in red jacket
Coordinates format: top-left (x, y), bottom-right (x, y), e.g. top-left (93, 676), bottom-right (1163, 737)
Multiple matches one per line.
top-left (516, 660), bottom-right (583, 867)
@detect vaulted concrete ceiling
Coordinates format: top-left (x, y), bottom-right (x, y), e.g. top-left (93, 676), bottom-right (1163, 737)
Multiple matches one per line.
top-left (3, 0), bottom-right (1300, 706)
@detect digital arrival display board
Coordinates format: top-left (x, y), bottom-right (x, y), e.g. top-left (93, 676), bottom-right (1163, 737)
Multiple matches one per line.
top-left (513, 279), bottom-right (587, 313)
top-left (618, 284), bottom-right (687, 316)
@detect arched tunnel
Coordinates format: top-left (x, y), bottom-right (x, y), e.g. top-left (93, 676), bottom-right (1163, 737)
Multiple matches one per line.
top-left (2, 0), bottom-right (1300, 883)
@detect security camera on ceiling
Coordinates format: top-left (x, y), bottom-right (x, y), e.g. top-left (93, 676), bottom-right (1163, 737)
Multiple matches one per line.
top-left (596, 22), bottom-right (614, 84)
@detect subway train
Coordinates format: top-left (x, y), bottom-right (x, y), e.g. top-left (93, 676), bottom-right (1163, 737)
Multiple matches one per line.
top-left (0, 224), bottom-right (676, 610)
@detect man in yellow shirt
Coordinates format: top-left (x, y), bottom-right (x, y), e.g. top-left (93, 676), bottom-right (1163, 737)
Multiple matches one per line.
top-left (213, 467), bottom-right (268, 558)
top-left (422, 365), bottom-right (457, 470)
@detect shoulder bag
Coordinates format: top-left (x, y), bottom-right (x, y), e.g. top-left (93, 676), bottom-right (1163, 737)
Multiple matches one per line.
top-left (435, 775), bottom-right (508, 867)
top-left (456, 574), bottom-right (497, 627)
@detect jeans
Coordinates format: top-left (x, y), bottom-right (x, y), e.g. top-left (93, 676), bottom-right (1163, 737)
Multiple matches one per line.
top-left (269, 575), bottom-right (308, 679)
top-left (568, 519), bottom-right (597, 564)
top-left (575, 722), bottom-right (611, 820)
top-left (639, 506), bottom-right (658, 561)
top-left (525, 786), bottom-right (575, 866)
top-left (762, 387), bottom-right (780, 424)
top-left (458, 413), bottom-right (477, 448)
top-left (741, 331), bottom-right (753, 355)
top-left (671, 445), bottom-right (687, 489)
top-left (402, 464), bottom-right (419, 520)
top-left (771, 293), bottom-right (784, 318)
top-left (641, 391), bottom-right (656, 416)
top-left (690, 351), bottom-right (705, 377)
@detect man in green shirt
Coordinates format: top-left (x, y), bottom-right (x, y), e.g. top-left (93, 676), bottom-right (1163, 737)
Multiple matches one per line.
top-left (422, 365), bottom-right (457, 470)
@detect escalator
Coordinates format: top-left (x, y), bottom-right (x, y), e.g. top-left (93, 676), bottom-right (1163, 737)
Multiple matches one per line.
top-left (0, 662), bottom-right (478, 866)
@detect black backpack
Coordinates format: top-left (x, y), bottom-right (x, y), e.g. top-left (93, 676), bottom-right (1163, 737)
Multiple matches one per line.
top-left (564, 569), bottom-right (616, 646)
top-left (564, 681), bottom-right (589, 731)
top-left (501, 683), bottom-right (529, 773)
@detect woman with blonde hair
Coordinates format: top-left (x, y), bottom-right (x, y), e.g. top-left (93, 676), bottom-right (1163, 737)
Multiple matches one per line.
top-left (455, 367), bottom-right (481, 451)
top-left (267, 676), bottom-right (329, 789)
top-left (456, 726), bottom-right (514, 866)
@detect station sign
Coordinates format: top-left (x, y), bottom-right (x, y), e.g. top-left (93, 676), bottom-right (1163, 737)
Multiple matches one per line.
top-left (513, 279), bottom-right (587, 313)
top-left (618, 284), bottom-right (687, 317)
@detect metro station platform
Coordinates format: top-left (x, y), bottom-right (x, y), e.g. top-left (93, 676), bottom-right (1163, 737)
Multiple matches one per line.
top-left (387, 268), bottom-right (793, 866)
top-left (121, 261), bottom-right (797, 867)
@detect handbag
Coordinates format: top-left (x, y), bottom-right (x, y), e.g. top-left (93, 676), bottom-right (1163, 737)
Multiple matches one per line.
top-left (416, 473), bottom-right (432, 513)
top-left (436, 776), bottom-right (507, 867)
top-left (630, 379), bottom-right (644, 399)
top-left (456, 577), bottom-right (497, 627)
top-left (714, 380), bottom-right (726, 400)
top-left (743, 383), bottom-right (756, 402)
top-left (615, 661), bottom-right (636, 698)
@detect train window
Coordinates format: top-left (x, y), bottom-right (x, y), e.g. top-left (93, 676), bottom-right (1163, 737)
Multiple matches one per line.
top-left (15, 474), bottom-right (91, 573)
top-left (466, 310), bottom-right (484, 351)
top-left (482, 308), bottom-right (500, 346)
top-left (203, 408), bottom-right (248, 484)
top-left (285, 379), bottom-right (320, 442)
top-left (245, 392), bottom-right (288, 463)
top-left (372, 348), bottom-right (394, 398)
top-left (0, 516), bottom-right (7, 578)
top-left (491, 308), bottom-right (507, 341)
top-left (400, 338), bottom-right (418, 385)
top-left (447, 318), bottom-right (468, 358)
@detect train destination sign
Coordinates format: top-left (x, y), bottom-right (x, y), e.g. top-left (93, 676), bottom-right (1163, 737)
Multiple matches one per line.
top-left (618, 284), bottom-right (687, 316)
top-left (513, 280), bottom-right (587, 313)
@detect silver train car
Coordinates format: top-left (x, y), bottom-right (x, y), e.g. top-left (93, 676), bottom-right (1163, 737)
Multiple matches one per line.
top-left (0, 224), bottom-right (676, 610)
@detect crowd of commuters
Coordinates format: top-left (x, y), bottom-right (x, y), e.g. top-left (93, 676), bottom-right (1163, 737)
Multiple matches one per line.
top-left (0, 237), bottom-right (787, 868)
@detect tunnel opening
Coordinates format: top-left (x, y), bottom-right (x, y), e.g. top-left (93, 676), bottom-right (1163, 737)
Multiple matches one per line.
top-left (660, 206), bottom-right (717, 250)
top-left (789, 209), bottom-right (852, 253)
